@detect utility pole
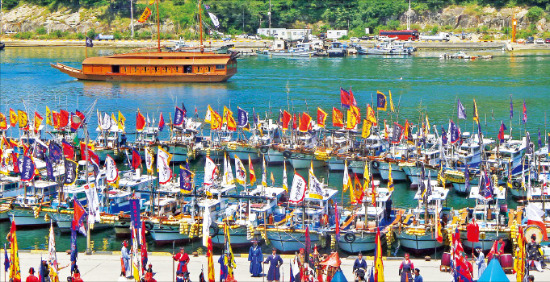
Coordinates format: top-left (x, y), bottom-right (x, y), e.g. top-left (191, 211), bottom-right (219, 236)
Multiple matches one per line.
top-left (407, 0), bottom-right (411, 30)
top-left (242, 6), bottom-right (245, 33)
top-left (130, 0), bottom-right (134, 38)
top-left (268, 0), bottom-right (272, 36)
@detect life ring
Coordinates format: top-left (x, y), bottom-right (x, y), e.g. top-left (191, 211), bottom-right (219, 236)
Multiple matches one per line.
top-left (209, 223), bottom-right (219, 237)
top-left (512, 180), bottom-right (521, 189)
top-left (145, 221), bottom-right (154, 231)
top-left (162, 145), bottom-right (170, 153)
top-left (344, 232), bottom-right (356, 243)
top-left (260, 146), bottom-right (269, 154)
top-left (372, 161), bottom-right (380, 169)
top-left (283, 150), bottom-right (292, 159)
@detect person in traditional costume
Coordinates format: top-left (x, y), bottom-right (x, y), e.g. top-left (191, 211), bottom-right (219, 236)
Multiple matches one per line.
top-left (311, 245), bottom-right (324, 282)
top-left (264, 248), bottom-right (283, 282)
top-left (526, 234), bottom-right (544, 271)
top-left (173, 247), bottom-right (190, 276)
top-left (474, 247), bottom-right (486, 278)
top-left (26, 268), bottom-right (39, 282)
top-left (120, 241), bottom-right (130, 277)
top-left (353, 253), bottom-right (367, 282)
top-left (218, 251), bottom-right (228, 282)
top-left (487, 238), bottom-right (505, 261)
top-left (248, 240), bottom-right (263, 277)
top-left (399, 253), bottom-right (414, 282)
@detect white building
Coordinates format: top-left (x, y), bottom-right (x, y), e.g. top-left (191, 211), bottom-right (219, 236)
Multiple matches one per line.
top-left (327, 30), bottom-right (348, 39)
top-left (257, 28), bottom-right (311, 41)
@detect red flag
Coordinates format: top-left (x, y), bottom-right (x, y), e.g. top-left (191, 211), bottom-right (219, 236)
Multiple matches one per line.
top-left (317, 107), bottom-right (327, 128)
top-left (282, 110), bottom-right (291, 130)
top-left (131, 149), bottom-right (142, 170)
top-left (299, 112), bottom-right (312, 132)
top-left (136, 110), bottom-right (146, 132)
top-left (34, 112), bottom-right (43, 134)
top-left (348, 88), bottom-right (357, 106)
top-left (80, 142), bottom-right (99, 165)
top-left (335, 203), bottom-right (340, 241)
top-left (52, 112), bottom-right (60, 129)
top-left (59, 110), bottom-right (69, 128)
top-left (158, 113), bottom-right (165, 131)
top-left (292, 113), bottom-right (297, 130)
top-left (12, 152), bottom-right (20, 173)
top-left (466, 219), bottom-right (479, 242)
top-left (340, 88), bottom-right (350, 109)
top-left (62, 140), bottom-right (74, 160)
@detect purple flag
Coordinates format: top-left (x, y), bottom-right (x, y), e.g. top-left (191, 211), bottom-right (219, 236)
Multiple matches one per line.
top-left (457, 99), bottom-right (466, 120)
top-left (509, 95), bottom-right (513, 119)
top-left (174, 106), bottom-right (184, 126)
top-left (20, 155), bottom-right (35, 182)
top-left (449, 120), bottom-right (460, 144)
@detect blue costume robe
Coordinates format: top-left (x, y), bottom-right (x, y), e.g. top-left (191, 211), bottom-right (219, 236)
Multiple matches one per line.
top-left (121, 246), bottom-right (130, 276)
top-left (264, 254), bottom-right (283, 281)
top-left (249, 246), bottom-right (263, 277)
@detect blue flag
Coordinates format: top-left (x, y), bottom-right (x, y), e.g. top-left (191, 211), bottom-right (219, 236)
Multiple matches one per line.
top-left (253, 109), bottom-right (259, 126)
top-left (49, 141), bottom-right (63, 163)
top-left (457, 99), bottom-right (466, 120)
top-left (20, 155), bottom-right (35, 182)
top-left (181, 103), bottom-right (187, 117)
top-left (480, 171), bottom-right (493, 199)
top-left (179, 162), bottom-right (193, 193)
top-left (174, 106), bottom-right (184, 126)
top-left (70, 221), bottom-right (78, 266)
top-left (510, 95), bottom-right (513, 119)
top-left (237, 107), bottom-right (249, 127)
top-left (4, 243), bottom-right (9, 272)
top-left (449, 120), bottom-right (460, 144)
top-left (441, 126), bottom-right (448, 146)
top-left (376, 92), bottom-right (387, 111)
top-left (45, 156), bottom-right (55, 182)
top-left (538, 129), bottom-right (542, 149)
top-left (129, 199), bottom-right (141, 231)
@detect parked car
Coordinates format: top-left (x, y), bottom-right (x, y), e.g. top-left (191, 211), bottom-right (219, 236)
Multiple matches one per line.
top-left (95, 34), bottom-right (114, 41)
top-left (545, 38), bottom-right (550, 44)
top-left (526, 36), bottom-right (534, 43)
top-left (535, 38), bottom-right (545, 44)
top-left (350, 37), bottom-right (359, 43)
top-left (222, 37), bottom-right (232, 42)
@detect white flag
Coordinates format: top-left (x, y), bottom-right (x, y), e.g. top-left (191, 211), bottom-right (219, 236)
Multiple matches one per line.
top-left (204, 157), bottom-right (218, 192)
top-left (48, 222), bottom-right (58, 275)
top-left (109, 113), bottom-right (118, 131)
top-left (101, 113), bottom-right (111, 131)
top-left (157, 146), bottom-right (172, 184)
top-left (261, 157), bottom-right (267, 187)
top-left (222, 153), bottom-right (234, 186)
top-left (105, 155), bottom-right (118, 183)
top-left (289, 171), bottom-right (307, 203)
top-left (202, 205), bottom-right (211, 247)
top-left (235, 156), bottom-right (246, 185)
top-left (84, 183), bottom-right (100, 223)
top-left (308, 164), bottom-right (323, 200)
top-left (145, 147), bottom-right (154, 174)
top-left (208, 12), bottom-right (220, 28)
top-left (282, 161), bottom-right (288, 191)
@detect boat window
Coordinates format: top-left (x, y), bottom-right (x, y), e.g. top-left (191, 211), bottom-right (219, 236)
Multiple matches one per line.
top-left (111, 65), bottom-right (120, 73)
top-left (216, 65), bottom-right (225, 70)
top-left (184, 66), bottom-right (192, 73)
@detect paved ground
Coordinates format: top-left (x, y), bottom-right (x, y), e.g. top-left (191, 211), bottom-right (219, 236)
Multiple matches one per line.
top-left (1, 251), bottom-right (548, 282)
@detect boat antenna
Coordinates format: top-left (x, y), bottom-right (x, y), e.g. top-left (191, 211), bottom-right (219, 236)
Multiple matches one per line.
top-left (199, 0), bottom-right (204, 53)
top-left (157, 0), bottom-right (161, 52)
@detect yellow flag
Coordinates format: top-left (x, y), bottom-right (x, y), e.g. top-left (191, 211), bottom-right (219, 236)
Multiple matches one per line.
top-left (388, 163), bottom-right (394, 192)
top-left (17, 110), bottom-right (28, 128)
top-left (205, 105), bottom-right (213, 124)
top-left (118, 111), bottom-right (126, 131)
top-left (9, 109), bottom-right (18, 127)
top-left (389, 90), bottom-right (395, 112)
top-left (346, 109), bottom-right (357, 129)
top-left (148, 0), bottom-right (155, 5)
top-left (425, 115), bottom-right (430, 134)
top-left (473, 98), bottom-right (479, 123)
top-left (361, 119), bottom-right (372, 138)
top-left (46, 106), bottom-right (53, 126)
top-left (0, 113), bottom-right (7, 130)
top-left (138, 7), bottom-right (152, 23)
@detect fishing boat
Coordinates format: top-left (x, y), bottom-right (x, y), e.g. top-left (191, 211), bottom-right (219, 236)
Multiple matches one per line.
top-left (257, 42), bottom-right (315, 57)
top-left (327, 42), bottom-right (347, 57)
top-left (395, 178), bottom-right (449, 255)
top-left (51, 1), bottom-right (237, 83)
top-left (8, 180), bottom-right (59, 228)
top-left (338, 186), bottom-right (399, 253)
top-left (362, 39), bottom-right (414, 55)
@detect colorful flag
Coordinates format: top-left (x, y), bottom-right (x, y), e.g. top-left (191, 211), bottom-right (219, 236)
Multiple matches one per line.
top-left (334, 203), bottom-right (340, 241)
top-left (62, 140), bottom-right (74, 160)
top-left (105, 155), bottom-right (119, 184)
top-left (388, 163), bottom-right (394, 192)
top-left (388, 90), bottom-right (395, 112)
top-left (179, 162), bottom-right (193, 194)
top-left (449, 120), bottom-right (460, 144)
top-left (237, 107), bottom-right (249, 128)
top-left (174, 106), bottom-right (185, 126)
top-left (20, 155), bottom-right (35, 182)
top-left (210, 108), bottom-right (222, 130)
top-left (361, 120), bottom-right (372, 138)
top-left (332, 107), bottom-right (344, 127)
top-left (0, 112), bottom-right (7, 130)
top-left (222, 152), bottom-right (234, 186)
top-left (299, 112), bottom-right (312, 132)
top-left (9, 108), bottom-right (18, 127)
top-left (340, 88), bottom-right (350, 109)
top-left (140, 221), bottom-right (148, 275)
top-left (351, 173), bottom-right (363, 204)
top-left (376, 91), bottom-right (387, 111)
top-left (4, 243), bottom-right (9, 273)
top-left (343, 161), bottom-right (352, 192)
top-left (223, 106), bottom-right (237, 131)
top-left (391, 122), bottom-right (404, 144)
top-left (289, 171), bottom-right (307, 203)
top-left (136, 110), bottom-right (146, 132)
top-left (17, 110), bottom-right (28, 129)
top-left (261, 157), bottom-right (267, 187)
top-left (348, 88), bottom-right (357, 106)
top-left (138, 7), bottom-right (152, 23)
top-left (207, 237), bottom-right (215, 282)
top-left (308, 163), bottom-right (324, 200)
top-left (8, 220), bottom-right (20, 281)
top-left (317, 107), bottom-right (327, 128)
top-left (203, 157), bottom-right (218, 194)
top-left (457, 99), bottom-right (466, 120)
top-left (522, 99), bottom-right (527, 124)
top-left (292, 113), bottom-right (297, 130)
top-left (498, 122), bottom-right (507, 142)
top-left (282, 161), bottom-right (288, 191)
top-left (158, 113), bottom-right (165, 131)
top-left (73, 198), bottom-right (87, 235)
top-left (64, 159), bottom-right (78, 186)
top-left (472, 99), bottom-right (479, 124)
top-left (234, 156), bottom-right (246, 185)
top-left (374, 227), bottom-right (385, 282)
top-left (117, 111), bottom-right (126, 131)
top-left (282, 110), bottom-right (291, 130)
top-left (510, 94), bottom-right (513, 119)
top-left (59, 109), bottom-right (70, 128)
top-left (248, 155), bottom-right (256, 185)
top-left (34, 112), bottom-right (43, 133)
top-left (346, 109), bottom-right (357, 130)
top-left (157, 146), bottom-right (173, 184)
top-left (366, 104), bottom-right (377, 126)
top-left (131, 148), bottom-right (142, 170)
top-left (526, 203), bottom-right (548, 240)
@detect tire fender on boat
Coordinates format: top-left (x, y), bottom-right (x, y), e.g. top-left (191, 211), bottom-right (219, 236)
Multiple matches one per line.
top-left (145, 221), bottom-right (154, 231)
top-left (260, 146), bottom-right (269, 154)
top-left (372, 160), bottom-right (380, 169)
top-left (283, 150), bottom-right (292, 159)
top-left (512, 180), bottom-right (521, 189)
top-left (344, 232), bottom-right (356, 243)
top-left (210, 223), bottom-right (220, 237)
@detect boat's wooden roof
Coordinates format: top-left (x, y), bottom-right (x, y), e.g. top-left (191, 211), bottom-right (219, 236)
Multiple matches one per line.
top-left (83, 52), bottom-right (233, 66)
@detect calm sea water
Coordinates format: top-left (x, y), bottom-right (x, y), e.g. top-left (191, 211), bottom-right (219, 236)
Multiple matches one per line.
top-left (1, 47), bottom-right (550, 253)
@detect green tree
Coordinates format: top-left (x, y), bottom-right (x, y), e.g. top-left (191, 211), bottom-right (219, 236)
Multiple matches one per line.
top-left (526, 6), bottom-right (544, 23)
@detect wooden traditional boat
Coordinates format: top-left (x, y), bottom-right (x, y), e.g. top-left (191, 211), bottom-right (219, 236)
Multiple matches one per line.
top-left (50, 0), bottom-right (237, 83)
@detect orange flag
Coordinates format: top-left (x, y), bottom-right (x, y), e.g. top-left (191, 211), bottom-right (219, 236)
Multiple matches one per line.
top-left (332, 107), bottom-right (343, 127)
top-left (299, 112), bottom-right (312, 132)
top-left (317, 107), bottom-right (327, 128)
top-left (138, 7), bottom-right (152, 23)
top-left (248, 155), bottom-right (256, 185)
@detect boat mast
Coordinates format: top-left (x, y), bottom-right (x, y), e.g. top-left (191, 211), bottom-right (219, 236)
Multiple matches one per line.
top-left (199, 0), bottom-right (204, 53)
top-left (157, 0), bottom-right (161, 52)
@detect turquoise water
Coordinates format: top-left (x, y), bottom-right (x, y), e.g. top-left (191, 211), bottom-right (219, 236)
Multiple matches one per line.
top-left (1, 47), bottom-right (550, 253)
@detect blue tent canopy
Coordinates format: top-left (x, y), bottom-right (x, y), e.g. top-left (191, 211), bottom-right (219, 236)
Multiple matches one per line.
top-left (478, 259), bottom-right (510, 282)
top-left (332, 269), bottom-right (348, 282)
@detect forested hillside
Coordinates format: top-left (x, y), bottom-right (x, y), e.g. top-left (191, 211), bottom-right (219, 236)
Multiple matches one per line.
top-left (2, 0), bottom-right (550, 39)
